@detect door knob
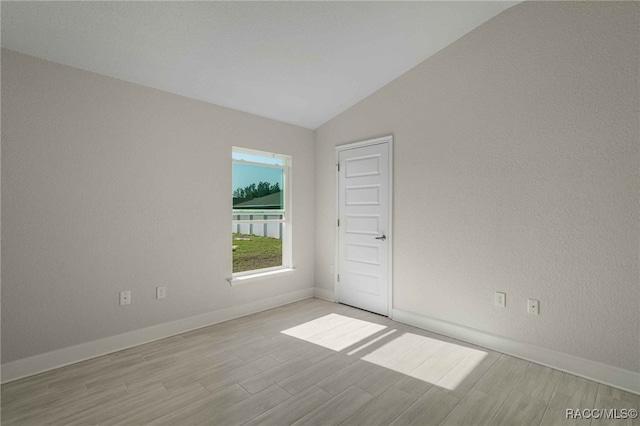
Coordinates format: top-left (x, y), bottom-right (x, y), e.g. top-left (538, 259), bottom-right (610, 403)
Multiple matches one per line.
top-left (375, 234), bottom-right (387, 241)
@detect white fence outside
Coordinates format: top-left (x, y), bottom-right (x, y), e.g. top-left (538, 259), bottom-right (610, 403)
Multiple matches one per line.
top-left (232, 212), bottom-right (283, 239)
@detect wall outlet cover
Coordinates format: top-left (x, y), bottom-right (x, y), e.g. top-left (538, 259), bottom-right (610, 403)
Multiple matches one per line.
top-left (156, 286), bottom-right (167, 300)
top-left (119, 290), bottom-right (131, 306)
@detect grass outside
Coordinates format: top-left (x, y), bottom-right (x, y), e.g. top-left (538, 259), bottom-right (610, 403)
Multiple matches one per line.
top-left (232, 233), bottom-right (282, 273)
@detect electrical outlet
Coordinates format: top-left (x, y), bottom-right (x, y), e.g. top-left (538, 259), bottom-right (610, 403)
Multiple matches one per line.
top-left (527, 299), bottom-right (539, 315)
top-left (120, 290), bottom-right (131, 306)
top-left (156, 286), bottom-right (166, 300)
top-left (495, 292), bottom-right (506, 307)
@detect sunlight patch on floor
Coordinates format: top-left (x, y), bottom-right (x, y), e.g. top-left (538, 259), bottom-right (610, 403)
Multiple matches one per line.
top-left (281, 314), bottom-right (387, 351)
top-left (435, 349), bottom-right (488, 391)
top-left (360, 332), bottom-right (442, 372)
top-left (346, 329), bottom-right (398, 355)
top-left (403, 342), bottom-right (489, 390)
top-left (281, 312), bottom-right (488, 392)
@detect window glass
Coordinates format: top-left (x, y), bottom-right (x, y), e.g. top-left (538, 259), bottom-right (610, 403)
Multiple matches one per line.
top-left (232, 163), bottom-right (283, 210)
top-left (232, 148), bottom-right (289, 274)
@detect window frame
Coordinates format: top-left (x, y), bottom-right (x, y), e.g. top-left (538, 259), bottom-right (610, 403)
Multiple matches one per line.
top-left (231, 147), bottom-right (292, 279)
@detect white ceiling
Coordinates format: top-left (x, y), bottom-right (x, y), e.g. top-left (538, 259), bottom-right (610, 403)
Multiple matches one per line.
top-left (1, 1), bottom-right (517, 129)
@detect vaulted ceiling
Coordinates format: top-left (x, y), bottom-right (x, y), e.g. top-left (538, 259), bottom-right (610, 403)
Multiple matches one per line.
top-left (1, 1), bottom-right (517, 129)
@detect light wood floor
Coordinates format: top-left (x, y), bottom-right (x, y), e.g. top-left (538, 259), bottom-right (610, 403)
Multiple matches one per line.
top-left (2, 298), bottom-right (638, 425)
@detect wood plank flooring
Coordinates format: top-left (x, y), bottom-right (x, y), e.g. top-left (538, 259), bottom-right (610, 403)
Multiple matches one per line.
top-left (2, 298), bottom-right (638, 425)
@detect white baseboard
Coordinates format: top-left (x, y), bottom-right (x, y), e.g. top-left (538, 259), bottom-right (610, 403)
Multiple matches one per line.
top-left (313, 288), bottom-right (335, 302)
top-left (393, 308), bottom-right (640, 396)
top-left (1, 288), bottom-right (314, 384)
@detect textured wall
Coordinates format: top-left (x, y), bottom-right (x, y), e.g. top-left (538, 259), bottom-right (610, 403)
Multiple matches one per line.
top-left (1, 50), bottom-right (315, 363)
top-left (315, 2), bottom-right (639, 372)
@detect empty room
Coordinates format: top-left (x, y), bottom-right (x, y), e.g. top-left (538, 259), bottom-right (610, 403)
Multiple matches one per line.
top-left (1, 1), bottom-right (639, 425)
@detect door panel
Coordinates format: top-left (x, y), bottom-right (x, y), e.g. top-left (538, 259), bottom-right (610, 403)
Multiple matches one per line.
top-left (345, 214), bottom-right (380, 235)
top-left (345, 154), bottom-right (380, 178)
top-left (337, 140), bottom-right (391, 316)
top-left (345, 185), bottom-right (381, 205)
top-left (346, 243), bottom-right (380, 265)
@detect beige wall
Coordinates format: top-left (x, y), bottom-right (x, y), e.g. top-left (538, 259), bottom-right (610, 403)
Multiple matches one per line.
top-left (1, 49), bottom-right (315, 363)
top-left (315, 2), bottom-right (639, 372)
top-left (2, 1), bottom-right (639, 376)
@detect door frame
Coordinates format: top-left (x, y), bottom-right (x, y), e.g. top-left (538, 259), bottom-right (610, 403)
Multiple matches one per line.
top-left (334, 135), bottom-right (394, 318)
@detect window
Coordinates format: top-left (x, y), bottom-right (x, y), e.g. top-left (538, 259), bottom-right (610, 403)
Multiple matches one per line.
top-left (232, 147), bottom-right (291, 276)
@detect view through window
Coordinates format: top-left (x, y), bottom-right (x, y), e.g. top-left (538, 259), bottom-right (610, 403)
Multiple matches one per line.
top-left (232, 148), bottom-right (290, 274)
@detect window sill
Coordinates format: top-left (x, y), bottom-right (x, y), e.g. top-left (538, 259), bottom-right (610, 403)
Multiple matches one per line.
top-left (228, 267), bottom-right (295, 285)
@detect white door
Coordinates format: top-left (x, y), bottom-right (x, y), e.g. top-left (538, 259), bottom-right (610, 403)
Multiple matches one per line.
top-left (336, 137), bottom-right (392, 316)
